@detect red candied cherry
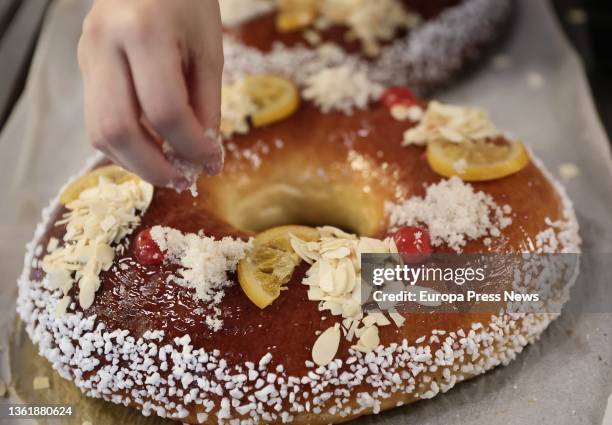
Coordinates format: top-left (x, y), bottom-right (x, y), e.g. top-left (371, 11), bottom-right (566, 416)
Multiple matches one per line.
top-left (393, 226), bottom-right (432, 263)
top-left (381, 86), bottom-right (417, 109)
top-left (134, 228), bottom-right (164, 266)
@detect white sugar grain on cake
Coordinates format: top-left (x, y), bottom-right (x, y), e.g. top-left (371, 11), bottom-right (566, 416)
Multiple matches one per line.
top-left (390, 104), bottom-right (424, 122)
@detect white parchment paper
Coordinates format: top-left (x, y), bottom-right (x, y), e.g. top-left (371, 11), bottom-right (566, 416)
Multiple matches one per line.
top-left (0, 0), bottom-right (610, 424)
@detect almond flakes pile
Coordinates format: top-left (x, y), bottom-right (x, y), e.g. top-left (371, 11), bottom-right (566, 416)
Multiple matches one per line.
top-left (42, 176), bottom-right (153, 311)
top-left (290, 226), bottom-right (405, 364)
top-left (402, 101), bottom-right (501, 146)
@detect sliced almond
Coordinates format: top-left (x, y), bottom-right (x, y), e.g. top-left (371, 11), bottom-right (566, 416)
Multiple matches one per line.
top-left (389, 310), bottom-right (406, 328)
top-left (322, 245), bottom-right (351, 260)
top-left (312, 323), bottom-right (341, 366)
top-left (353, 325), bottom-right (380, 353)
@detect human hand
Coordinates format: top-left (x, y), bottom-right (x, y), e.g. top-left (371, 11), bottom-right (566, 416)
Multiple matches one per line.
top-left (78, 0), bottom-right (224, 187)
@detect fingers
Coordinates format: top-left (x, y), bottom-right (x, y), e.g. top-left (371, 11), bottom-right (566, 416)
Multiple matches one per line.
top-left (78, 0), bottom-right (225, 183)
top-left (79, 45), bottom-right (183, 186)
top-left (187, 42), bottom-right (224, 176)
top-left (125, 38), bottom-right (223, 176)
top-left (189, 0), bottom-right (224, 138)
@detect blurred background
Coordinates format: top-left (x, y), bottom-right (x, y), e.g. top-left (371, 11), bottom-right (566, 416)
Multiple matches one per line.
top-left (0, 0), bottom-right (611, 139)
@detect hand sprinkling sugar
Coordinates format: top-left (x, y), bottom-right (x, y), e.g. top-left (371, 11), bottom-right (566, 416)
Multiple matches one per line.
top-left (78, 0), bottom-right (225, 191)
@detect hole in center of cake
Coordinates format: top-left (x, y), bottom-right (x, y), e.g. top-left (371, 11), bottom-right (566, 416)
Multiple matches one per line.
top-left (223, 181), bottom-right (387, 236)
top-left (208, 148), bottom-right (401, 237)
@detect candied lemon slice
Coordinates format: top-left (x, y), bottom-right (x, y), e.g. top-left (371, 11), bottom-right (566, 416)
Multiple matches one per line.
top-left (59, 165), bottom-right (138, 205)
top-left (243, 75), bottom-right (300, 128)
top-left (426, 139), bottom-right (530, 181)
top-left (238, 225), bottom-right (319, 309)
top-left (238, 260), bottom-right (283, 309)
top-left (254, 225), bottom-right (320, 251)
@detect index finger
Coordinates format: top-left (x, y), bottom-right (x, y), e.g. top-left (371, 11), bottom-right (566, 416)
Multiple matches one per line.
top-left (125, 41), bottom-right (223, 175)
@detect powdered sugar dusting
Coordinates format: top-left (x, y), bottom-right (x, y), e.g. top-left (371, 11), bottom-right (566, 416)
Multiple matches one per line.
top-left (302, 64), bottom-right (383, 114)
top-left (150, 226), bottom-right (251, 330)
top-left (386, 177), bottom-right (512, 252)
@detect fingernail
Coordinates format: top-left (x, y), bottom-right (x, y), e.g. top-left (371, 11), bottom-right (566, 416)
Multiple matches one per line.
top-left (176, 178), bottom-right (191, 191)
top-left (203, 131), bottom-right (224, 176)
top-left (166, 177), bottom-right (190, 193)
top-left (203, 156), bottom-right (223, 176)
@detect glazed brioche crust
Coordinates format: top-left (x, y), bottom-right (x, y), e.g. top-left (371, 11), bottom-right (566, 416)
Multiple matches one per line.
top-left (17, 103), bottom-right (579, 424)
top-left (223, 0), bottom-right (515, 92)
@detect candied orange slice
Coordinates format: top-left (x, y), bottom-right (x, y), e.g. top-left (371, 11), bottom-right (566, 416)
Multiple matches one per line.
top-left (426, 139), bottom-right (530, 181)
